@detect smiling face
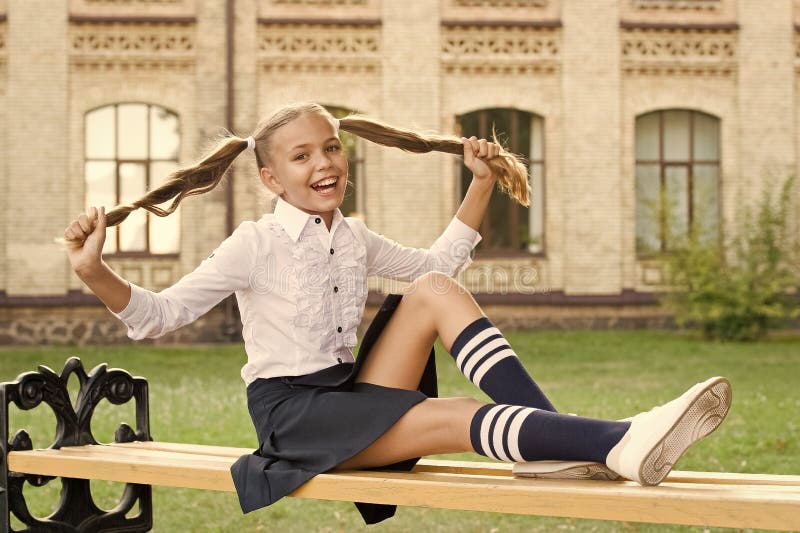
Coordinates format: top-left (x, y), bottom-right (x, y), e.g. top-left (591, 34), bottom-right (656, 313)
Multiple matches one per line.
top-left (259, 113), bottom-right (347, 227)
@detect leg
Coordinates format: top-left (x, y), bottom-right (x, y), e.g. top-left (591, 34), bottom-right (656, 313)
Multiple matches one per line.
top-left (335, 397), bottom-right (484, 470)
top-left (356, 272), bottom-right (556, 410)
top-left (336, 395), bottom-right (628, 471)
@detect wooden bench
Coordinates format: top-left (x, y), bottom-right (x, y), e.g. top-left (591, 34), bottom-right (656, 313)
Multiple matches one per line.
top-left (2, 359), bottom-right (799, 532)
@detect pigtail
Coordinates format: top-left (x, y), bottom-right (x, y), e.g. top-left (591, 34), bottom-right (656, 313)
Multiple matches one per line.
top-left (338, 115), bottom-right (532, 207)
top-left (103, 136), bottom-right (251, 227)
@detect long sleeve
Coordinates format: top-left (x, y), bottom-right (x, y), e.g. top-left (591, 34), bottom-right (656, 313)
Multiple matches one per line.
top-left (106, 221), bottom-right (260, 340)
top-left (355, 216), bottom-right (482, 282)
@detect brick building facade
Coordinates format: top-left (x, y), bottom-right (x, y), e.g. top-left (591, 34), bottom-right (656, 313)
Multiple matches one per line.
top-left (0, 0), bottom-right (797, 344)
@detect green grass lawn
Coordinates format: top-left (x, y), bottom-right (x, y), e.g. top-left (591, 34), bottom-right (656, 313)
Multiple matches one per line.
top-left (1, 329), bottom-right (798, 532)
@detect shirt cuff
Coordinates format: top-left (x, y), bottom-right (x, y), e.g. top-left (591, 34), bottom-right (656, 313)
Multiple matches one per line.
top-left (106, 281), bottom-right (146, 323)
top-left (444, 215), bottom-right (483, 248)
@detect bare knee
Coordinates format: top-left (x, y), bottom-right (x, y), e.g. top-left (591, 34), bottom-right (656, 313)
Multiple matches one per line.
top-left (404, 271), bottom-right (467, 307)
top-left (427, 396), bottom-right (484, 449)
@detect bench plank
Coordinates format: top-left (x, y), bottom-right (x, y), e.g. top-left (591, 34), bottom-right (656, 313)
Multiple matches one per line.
top-left (112, 441), bottom-right (800, 487)
top-left (7, 444), bottom-right (800, 531)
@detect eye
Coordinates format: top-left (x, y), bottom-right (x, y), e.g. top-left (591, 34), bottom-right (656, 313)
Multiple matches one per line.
top-left (293, 153), bottom-right (306, 161)
top-left (327, 144), bottom-right (341, 152)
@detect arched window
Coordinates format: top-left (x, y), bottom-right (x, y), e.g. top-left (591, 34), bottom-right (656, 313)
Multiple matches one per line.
top-left (325, 105), bottom-right (365, 219)
top-left (457, 108), bottom-right (544, 255)
top-left (635, 110), bottom-right (720, 255)
top-left (84, 103), bottom-right (181, 255)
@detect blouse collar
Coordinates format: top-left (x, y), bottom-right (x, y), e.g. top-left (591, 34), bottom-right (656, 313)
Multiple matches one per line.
top-left (273, 196), bottom-right (346, 242)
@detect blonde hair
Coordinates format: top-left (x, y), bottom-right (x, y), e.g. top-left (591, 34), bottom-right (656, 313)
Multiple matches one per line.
top-left (100, 102), bottom-right (531, 229)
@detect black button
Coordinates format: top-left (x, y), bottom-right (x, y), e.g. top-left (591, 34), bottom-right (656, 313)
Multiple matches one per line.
top-left (333, 286), bottom-right (338, 293)
top-left (314, 217), bottom-right (321, 224)
top-left (337, 357), bottom-right (343, 364)
top-left (337, 326), bottom-right (342, 333)
top-left (330, 248), bottom-right (334, 255)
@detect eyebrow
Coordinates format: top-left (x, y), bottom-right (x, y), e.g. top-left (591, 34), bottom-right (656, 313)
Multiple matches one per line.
top-left (289, 137), bottom-right (340, 152)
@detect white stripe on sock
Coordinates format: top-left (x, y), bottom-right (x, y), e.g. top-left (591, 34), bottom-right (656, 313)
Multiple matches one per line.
top-left (471, 349), bottom-right (516, 388)
top-left (461, 338), bottom-right (508, 377)
top-left (507, 407), bottom-right (538, 461)
top-left (455, 326), bottom-right (502, 370)
top-left (492, 406), bottom-right (524, 461)
top-left (479, 405), bottom-right (507, 460)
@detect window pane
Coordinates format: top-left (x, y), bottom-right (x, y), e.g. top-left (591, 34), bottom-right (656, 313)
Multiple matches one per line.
top-left (487, 109), bottom-right (512, 150)
top-left (663, 110), bottom-right (690, 162)
top-left (693, 164), bottom-right (719, 242)
top-left (150, 106), bottom-right (180, 160)
top-left (149, 162), bottom-right (181, 254)
top-left (86, 107), bottom-right (116, 159)
top-left (118, 104), bottom-right (149, 160)
top-left (665, 166), bottom-right (689, 246)
top-left (636, 164), bottom-right (661, 254)
top-left (693, 113), bottom-right (719, 161)
top-left (458, 111), bottom-right (479, 139)
top-left (635, 112), bottom-right (659, 161)
top-left (119, 163), bottom-right (147, 251)
top-left (528, 162), bottom-right (544, 253)
top-left (85, 161), bottom-right (117, 254)
top-left (488, 196), bottom-right (511, 248)
top-left (530, 116), bottom-right (543, 161)
top-left (339, 133), bottom-right (358, 217)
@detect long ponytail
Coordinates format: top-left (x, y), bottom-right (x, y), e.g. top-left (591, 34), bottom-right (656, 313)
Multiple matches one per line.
top-left (104, 136), bottom-right (250, 227)
top-left (339, 114), bottom-right (531, 206)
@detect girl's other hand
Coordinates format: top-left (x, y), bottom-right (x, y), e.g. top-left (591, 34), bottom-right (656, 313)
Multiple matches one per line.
top-left (63, 206), bottom-right (107, 275)
top-left (461, 136), bottom-right (501, 181)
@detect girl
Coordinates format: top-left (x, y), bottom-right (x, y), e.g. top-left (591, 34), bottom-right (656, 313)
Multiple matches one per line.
top-left (63, 102), bottom-right (732, 525)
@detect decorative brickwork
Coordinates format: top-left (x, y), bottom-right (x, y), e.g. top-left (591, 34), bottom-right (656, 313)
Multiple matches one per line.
top-left (0, 306), bottom-right (231, 345)
top-left (271, 0), bottom-right (368, 4)
top-left (621, 28), bottom-right (737, 76)
top-left (621, 0), bottom-right (735, 25)
top-left (258, 22), bottom-right (380, 74)
top-left (70, 0), bottom-right (195, 18)
top-left (453, 0), bottom-right (547, 6)
top-left (259, 0), bottom-right (378, 20)
top-left (632, 0), bottom-right (720, 10)
top-left (442, 25), bottom-right (560, 75)
top-left (70, 21), bottom-right (195, 72)
top-left (441, 0), bottom-right (558, 23)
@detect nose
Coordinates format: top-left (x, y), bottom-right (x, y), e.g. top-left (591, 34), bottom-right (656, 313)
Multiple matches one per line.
top-left (314, 149), bottom-right (334, 170)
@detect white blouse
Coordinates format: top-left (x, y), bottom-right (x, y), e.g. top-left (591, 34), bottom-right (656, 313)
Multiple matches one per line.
top-left (107, 196), bottom-right (482, 385)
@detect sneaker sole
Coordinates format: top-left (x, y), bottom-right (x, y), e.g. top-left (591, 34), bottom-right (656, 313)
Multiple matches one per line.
top-left (639, 377), bottom-right (732, 486)
top-left (514, 462), bottom-right (620, 481)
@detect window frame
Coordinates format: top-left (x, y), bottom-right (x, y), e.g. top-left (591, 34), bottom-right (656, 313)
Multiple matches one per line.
top-left (84, 102), bottom-right (182, 258)
top-left (456, 108), bottom-right (546, 258)
top-left (635, 109), bottom-right (722, 258)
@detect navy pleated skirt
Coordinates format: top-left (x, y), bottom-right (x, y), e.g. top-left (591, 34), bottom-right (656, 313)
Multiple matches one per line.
top-left (230, 293), bottom-right (439, 525)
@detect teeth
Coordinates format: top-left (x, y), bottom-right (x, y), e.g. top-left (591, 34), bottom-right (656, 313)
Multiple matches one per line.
top-left (312, 177), bottom-right (337, 188)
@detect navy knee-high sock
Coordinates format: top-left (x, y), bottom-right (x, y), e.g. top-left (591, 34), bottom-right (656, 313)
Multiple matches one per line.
top-left (469, 404), bottom-right (631, 463)
top-left (450, 317), bottom-right (557, 411)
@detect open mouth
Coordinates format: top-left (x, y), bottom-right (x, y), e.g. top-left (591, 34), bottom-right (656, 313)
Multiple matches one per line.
top-left (310, 176), bottom-right (338, 194)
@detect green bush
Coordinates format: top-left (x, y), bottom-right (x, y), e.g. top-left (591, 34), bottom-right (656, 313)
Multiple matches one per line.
top-left (660, 176), bottom-right (800, 340)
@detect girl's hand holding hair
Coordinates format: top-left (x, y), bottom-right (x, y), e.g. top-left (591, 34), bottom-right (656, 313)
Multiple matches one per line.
top-left (60, 206), bottom-right (107, 276)
top-left (64, 207), bottom-right (106, 275)
top-left (461, 136), bottom-right (502, 182)
top-left (455, 136), bottom-right (503, 232)
top-left (58, 206), bottom-right (131, 313)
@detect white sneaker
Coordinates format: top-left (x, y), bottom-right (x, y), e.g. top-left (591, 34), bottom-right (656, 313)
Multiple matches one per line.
top-left (513, 460), bottom-right (620, 480)
top-left (605, 376), bottom-right (732, 486)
